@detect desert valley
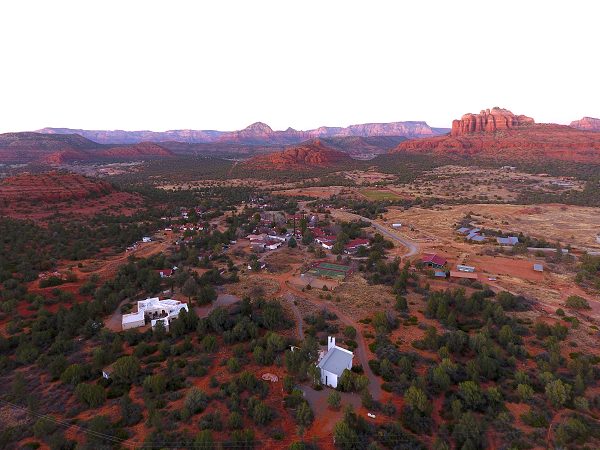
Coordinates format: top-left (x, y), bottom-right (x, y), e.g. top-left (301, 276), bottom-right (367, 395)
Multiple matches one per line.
top-left (0, 106), bottom-right (599, 450)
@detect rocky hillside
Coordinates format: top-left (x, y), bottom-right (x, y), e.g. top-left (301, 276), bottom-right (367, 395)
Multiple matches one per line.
top-left (240, 140), bottom-right (352, 170)
top-left (0, 132), bottom-right (102, 164)
top-left (570, 117), bottom-right (600, 131)
top-left (0, 133), bottom-right (174, 164)
top-left (0, 172), bottom-right (115, 203)
top-left (392, 108), bottom-right (600, 163)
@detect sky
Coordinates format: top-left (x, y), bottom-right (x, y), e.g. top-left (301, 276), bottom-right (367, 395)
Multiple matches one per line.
top-left (1, 0), bottom-right (598, 133)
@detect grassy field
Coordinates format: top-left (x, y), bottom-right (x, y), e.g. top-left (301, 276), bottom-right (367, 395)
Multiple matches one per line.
top-left (360, 188), bottom-right (403, 201)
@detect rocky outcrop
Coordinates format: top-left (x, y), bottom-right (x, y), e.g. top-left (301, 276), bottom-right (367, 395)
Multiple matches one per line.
top-left (392, 108), bottom-right (600, 163)
top-left (0, 172), bottom-right (115, 203)
top-left (241, 140), bottom-right (352, 170)
top-left (451, 107), bottom-right (534, 136)
top-left (98, 142), bottom-right (174, 159)
top-left (570, 117), bottom-right (600, 131)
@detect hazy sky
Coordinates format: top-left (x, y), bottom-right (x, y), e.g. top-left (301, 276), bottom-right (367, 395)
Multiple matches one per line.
top-left (1, 1), bottom-right (598, 133)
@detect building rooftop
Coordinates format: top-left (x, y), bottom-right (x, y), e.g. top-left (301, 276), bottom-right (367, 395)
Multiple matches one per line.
top-left (497, 236), bottom-right (519, 245)
top-left (422, 253), bottom-right (447, 266)
top-left (318, 346), bottom-right (353, 377)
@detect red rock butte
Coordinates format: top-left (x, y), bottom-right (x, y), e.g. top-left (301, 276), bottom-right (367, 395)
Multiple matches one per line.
top-left (451, 107), bottom-right (534, 136)
top-left (241, 140), bottom-right (352, 170)
top-left (392, 107), bottom-right (600, 163)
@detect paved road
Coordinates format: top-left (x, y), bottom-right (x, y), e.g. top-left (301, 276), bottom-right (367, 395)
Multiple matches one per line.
top-left (368, 220), bottom-right (419, 258)
top-left (330, 209), bottom-right (420, 258)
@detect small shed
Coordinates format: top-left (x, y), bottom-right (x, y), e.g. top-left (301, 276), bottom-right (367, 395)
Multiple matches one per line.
top-left (533, 264), bottom-right (544, 272)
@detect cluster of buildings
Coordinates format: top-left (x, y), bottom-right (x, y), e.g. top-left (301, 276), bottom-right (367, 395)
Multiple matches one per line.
top-left (457, 226), bottom-right (521, 247)
top-left (121, 297), bottom-right (188, 331)
top-left (312, 227), bottom-right (371, 254)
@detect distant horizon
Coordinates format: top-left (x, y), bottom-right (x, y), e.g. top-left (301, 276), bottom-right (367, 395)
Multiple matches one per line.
top-left (1, 1), bottom-right (598, 133)
top-left (18, 111), bottom-right (598, 135)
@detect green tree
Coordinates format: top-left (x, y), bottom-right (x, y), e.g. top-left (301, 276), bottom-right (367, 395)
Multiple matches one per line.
top-left (60, 364), bottom-right (85, 386)
top-left (194, 430), bottom-right (215, 450)
top-left (333, 421), bottom-right (359, 450)
top-left (404, 385), bottom-right (431, 415)
top-left (327, 390), bottom-right (342, 410)
top-left (143, 374), bottom-right (167, 396)
top-left (111, 356), bottom-right (140, 384)
top-left (75, 383), bottom-right (106, 408)
top-left (517, 383), bottom-right (534, 402)
top-left (545, 379), bottom-right (571, 408)
top-left (183, 387), bottom-right (208, 417)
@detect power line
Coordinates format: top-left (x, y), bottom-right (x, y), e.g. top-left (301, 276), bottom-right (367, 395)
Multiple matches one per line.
top-left (0, 397), bottom-right (427, 448)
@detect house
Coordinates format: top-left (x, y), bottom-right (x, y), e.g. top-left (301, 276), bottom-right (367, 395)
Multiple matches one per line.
top-left (421, 253), bottom-right (447, 269)
top-left (457, 265), bottom-right (476, 273)
top-left (497, 236), bottom-right (519, 245)
top-left (315, 235), bottom-right (337, 250)
top-left (317, 337), bottom-right (354, 389)
top-left (457, 227), bottom-right (471, 234)
top-left (156, 269), bottom-right (174, 278)
top-left (344, 238), bottom-right (370, 254)
top-left (468, 235), bottom-right (486, 243)
top-left (533, 264), bottom-right (544, 272)
top-left (142, 237), bottom-right (152, 243)
top-left (265, 240), bottom-right (282, 250)
top-left (121, 297), bottom-right (188, 331)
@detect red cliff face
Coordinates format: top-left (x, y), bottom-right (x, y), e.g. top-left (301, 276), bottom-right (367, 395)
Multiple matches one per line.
top-left (451, 107), bottom-right (534, 136)
top-left (570, 117), bottom-right (600, 132)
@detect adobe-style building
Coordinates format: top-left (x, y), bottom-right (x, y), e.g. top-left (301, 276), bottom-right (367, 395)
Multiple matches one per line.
top-left (121, 297), bottom-right (188, 331)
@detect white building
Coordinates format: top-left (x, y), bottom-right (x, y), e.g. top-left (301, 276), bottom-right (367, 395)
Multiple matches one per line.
top-left (121, 297), bottom-right (188, 331)
top-left (142, 237), bottom-right (152, 243)
top-left (317, 336), bottom-right (354, 389)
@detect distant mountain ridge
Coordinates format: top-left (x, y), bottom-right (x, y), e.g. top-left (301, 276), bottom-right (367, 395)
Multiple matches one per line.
top-left (0, 132), bottom-right (174, 164)
top-left (38, 120), bottom-right (448, 145)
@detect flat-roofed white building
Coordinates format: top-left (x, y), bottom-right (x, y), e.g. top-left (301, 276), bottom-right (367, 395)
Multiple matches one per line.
top-left (317, 336), bottom-right (354, 389)
top-left (121, 297), bottom-right (188, 331)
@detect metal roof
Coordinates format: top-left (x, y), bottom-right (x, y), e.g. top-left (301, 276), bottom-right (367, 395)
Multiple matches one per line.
top-left (317, 347), bottom-right (353, 376)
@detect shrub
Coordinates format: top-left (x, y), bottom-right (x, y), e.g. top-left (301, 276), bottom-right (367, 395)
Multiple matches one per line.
top-left (565, 296), bottom-right (591, 310)
top-left (75, 383), bottom-right (106, 408)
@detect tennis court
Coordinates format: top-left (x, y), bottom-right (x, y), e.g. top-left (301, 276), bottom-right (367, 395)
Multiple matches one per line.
top-left (306, 261), bottom-right (352, 280)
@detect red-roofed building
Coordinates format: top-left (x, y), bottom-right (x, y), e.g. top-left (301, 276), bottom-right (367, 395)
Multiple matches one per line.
top-left (156, 269), bottom-right (174, 278)
top-left (421, 253), bottom-right (447, 269)
top-left (344, 238), bottom-right (370, 254)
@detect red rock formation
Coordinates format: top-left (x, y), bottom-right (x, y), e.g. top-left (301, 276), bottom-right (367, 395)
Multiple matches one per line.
top-left (570, 117), bottom-right (600, 132)
top-left (451, 107), bottom-right (534, 136)
top-left (241, 140), bottom-right (352, 170)
top-left (98, 142), bottom-right (174, 159)
top-left (0, 172), bottom-right (115, 203)
top-left (392, 108), bottom-right (600, 163)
